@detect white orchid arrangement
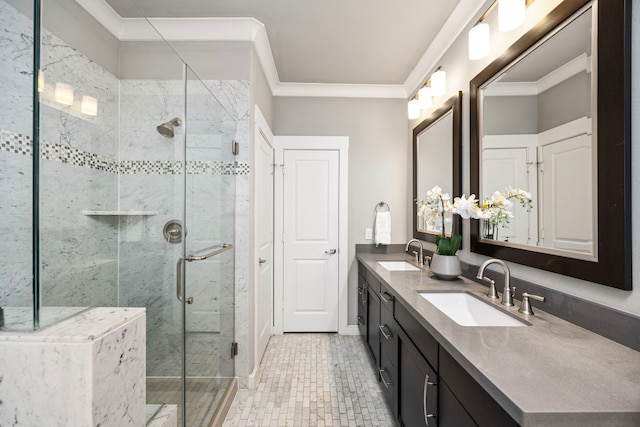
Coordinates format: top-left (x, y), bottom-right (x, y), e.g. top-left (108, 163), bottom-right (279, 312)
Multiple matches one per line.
top-left (417, 185), bottom-right (532, 255)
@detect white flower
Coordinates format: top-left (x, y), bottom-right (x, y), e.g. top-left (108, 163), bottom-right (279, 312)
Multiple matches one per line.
top-left (453, 194), bottom-right (481, 219)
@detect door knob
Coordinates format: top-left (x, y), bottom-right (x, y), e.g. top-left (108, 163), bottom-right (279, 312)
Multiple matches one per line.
top-left (259, 258), bottom-right (267, 264)
top-left (325, 249), bottom-right (337, 254)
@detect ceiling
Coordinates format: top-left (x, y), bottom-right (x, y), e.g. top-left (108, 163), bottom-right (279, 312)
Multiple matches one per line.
top-left (104, 0), bottom-right (465, 87)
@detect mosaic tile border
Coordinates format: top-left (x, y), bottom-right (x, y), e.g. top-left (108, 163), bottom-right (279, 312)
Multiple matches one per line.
top-left (0, 129), bottom-right (250, 176)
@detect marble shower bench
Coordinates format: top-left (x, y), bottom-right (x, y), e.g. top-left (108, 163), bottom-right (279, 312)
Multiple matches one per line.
top-left (0, 307), bottom-right (147, 426)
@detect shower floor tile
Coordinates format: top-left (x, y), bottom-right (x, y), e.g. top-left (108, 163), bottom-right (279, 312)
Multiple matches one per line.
top-left (147, 377), bottom-right (230, 427)
top-left (223, 334), bottom-right (395, 427)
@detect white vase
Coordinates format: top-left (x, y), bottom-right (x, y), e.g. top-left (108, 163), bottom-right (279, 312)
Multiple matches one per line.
top-left (430, 254), bottom-right (462, 280)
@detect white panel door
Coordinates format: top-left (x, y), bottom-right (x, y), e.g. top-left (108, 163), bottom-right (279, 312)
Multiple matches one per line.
top-left (283, 150), bottom-right (339, 332)
top-left (482, 147), bottom-right (530, 244)
top-left (255, 126), bottom-right (273, 361)
top-left (540, 134), bottom-right (593, 254)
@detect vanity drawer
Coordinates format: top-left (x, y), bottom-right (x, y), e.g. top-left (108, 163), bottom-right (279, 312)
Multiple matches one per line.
top-left (395, 302), bottom-right (438, 370)
top-left (380, 282), bottom-right (395, 313)
top-left (365, 268), bottom-right (381, 294)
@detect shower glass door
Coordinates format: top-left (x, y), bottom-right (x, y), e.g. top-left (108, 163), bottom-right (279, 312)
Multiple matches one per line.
top-left (183, 66), bottom-right (236, 426)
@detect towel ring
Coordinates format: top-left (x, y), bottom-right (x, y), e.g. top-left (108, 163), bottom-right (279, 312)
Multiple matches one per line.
top-left (374, 201), bottom-right (390, 214)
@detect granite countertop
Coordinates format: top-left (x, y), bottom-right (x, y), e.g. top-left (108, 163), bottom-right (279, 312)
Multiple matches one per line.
top-left (357, 252), bottom-right (640, 427)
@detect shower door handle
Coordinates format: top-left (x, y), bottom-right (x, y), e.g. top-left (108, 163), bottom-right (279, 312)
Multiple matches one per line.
top-left (176, 258), bottom-right (194, 304)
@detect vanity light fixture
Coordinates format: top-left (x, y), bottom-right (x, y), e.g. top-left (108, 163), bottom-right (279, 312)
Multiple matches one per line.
top-left (418, 86), bottom-right (433, 109)
top-left (408, 66), bottom-right (446, 119)
top-left (499, 0), bottom-right (526, 32)
top-left (468, 0), bottom-right (534, 61)
top-left (408, 99), bottom-right (420, 120)
top-left (469, 23), bottom-right (491, 60)
top-left (81, 95), bottom-right (98, 116)
top-left (54, 82), bottom-right (74, 106)
top-left (430, 68), bottom-right (447, 97)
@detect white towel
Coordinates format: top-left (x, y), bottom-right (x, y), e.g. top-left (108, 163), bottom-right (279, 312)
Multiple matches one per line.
top-left (374, 211), bottom-right (391, 246)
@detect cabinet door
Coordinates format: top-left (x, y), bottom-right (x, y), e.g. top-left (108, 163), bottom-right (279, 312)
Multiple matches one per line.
top-left (357, 274), bottom-right (368, 338)
top-left (379, 306), bottom-right (396, 409)
top-left (398, 330), bottom-right (438, 427)
top-left (440, 348), bottom-right (518, 427)
top-left (439, 382), bottom-right (477, 427)
top-left (366, 288), bottom-right (380, 366)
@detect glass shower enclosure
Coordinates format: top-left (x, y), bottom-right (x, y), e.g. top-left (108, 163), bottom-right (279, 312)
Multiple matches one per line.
top-left (0, 0), bottom-right (237, 425)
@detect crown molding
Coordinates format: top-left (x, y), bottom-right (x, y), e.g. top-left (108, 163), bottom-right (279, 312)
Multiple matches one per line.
top-left (404, 0), bottom-right (487, 97)
top-left (75, 0), bottom-right (476, 99)
top-left (274, 83), bottom-right (407, 99)
top-left (484, 53), bottom-right (591, 97)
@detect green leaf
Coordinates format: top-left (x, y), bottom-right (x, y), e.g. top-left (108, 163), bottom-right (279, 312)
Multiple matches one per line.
top-left (436, 234), bottom-right (461, 256)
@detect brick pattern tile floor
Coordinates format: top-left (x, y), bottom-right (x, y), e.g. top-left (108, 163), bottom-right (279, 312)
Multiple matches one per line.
top-left (223, 334), bottom-right (396, 427)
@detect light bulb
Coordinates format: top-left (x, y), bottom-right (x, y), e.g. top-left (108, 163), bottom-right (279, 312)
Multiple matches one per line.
top-left (469, 23), bottom-right (491, 60)
top-left (431, 70), bottom-right (446, 97)
top-left (54, 83), bottom-right (74, 106)
top-left (499, 0), bottom-right (525, 32)
top-left (418, 86), bottom-right (432, 109)
top-left (408, 99), bottom-right (420, 120)
top-left (81, 96), bottom-right (98, 116)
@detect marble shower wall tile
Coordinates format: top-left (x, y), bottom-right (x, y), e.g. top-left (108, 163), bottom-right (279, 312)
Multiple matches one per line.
top-left (0, 2), bottom-right (35, 309)
top-left (0, 1), bottom-right (35, 136)
top-left (0, 151), bottom-right (33, 307)
top-left (0, 1), bottom-right (120, 314)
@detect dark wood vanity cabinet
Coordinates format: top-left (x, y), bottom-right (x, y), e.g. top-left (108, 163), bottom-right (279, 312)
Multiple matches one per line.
top-left (357, 262), bottom-right (520, 427)
top-left (357, 273), bottom-right (367, 337)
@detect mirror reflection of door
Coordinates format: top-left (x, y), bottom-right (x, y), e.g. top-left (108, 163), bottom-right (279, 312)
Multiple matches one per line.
top-left (482, 136), bottom-right (537, 245)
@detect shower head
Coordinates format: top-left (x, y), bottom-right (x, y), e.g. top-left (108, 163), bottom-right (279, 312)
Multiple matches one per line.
top-left (156, 117), bottom-right (182, 138)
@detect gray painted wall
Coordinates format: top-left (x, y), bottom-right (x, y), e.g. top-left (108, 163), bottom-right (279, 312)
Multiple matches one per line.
top-left (483, 96), bottom-right (538, 135)
top-left (272, 97), bottom-right (409, 324)
top-left (409, 0), bottom-right (640, 317)
top-left (538, 71), bottom-right (591, 131)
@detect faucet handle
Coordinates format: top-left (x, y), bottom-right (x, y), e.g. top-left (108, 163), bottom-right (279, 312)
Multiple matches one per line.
top-left (518, 292), bottom-right (546, 315)
top-left (481, 277), bottom-right (499, 299)
top-left (412, 250), bottom-right (420, 263)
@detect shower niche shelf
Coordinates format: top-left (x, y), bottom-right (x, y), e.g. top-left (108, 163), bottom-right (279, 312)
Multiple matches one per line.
top-left (82, 210), bottom-right (158, 216)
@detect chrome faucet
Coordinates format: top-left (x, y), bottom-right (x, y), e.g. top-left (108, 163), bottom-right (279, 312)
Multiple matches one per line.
top-left (405, 239), bottom-right (425, 265)
top-left (476, 259), bottom-right (515, 306)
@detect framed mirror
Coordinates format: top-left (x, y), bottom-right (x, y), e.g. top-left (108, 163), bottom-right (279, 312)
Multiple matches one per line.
top-left (413, 92), bottom-right (462, 242)
top-left (470, 0), bottom-right (631, 290)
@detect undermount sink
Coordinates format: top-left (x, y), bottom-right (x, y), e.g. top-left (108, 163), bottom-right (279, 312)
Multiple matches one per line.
top-left (419, 292), bottom-right (528, 327)
top-left (377, 261), bottom-right (421, 271)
